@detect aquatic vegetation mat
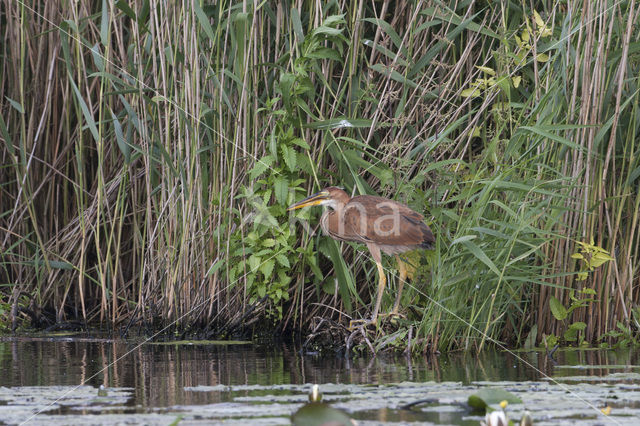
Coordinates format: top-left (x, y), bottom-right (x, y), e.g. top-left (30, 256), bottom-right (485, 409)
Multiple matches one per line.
top-left (3, 374), bottom-right (638, 425)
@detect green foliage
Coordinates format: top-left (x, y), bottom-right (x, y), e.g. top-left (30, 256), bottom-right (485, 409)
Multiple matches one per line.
top-left (599, 307), bottom-right (640, 349)
top-left (226, 14), bottom-right (350, 320)
top-left (1, 1), bottom-right (639, 353)
top-left (571, 239), bottom-right (615, 281)
top-left (226, 128), bottom-right (308, 319)
top-left (545, 288), bottom-right (597, 346)
top-left (549, 288), bottom-right (597, 322)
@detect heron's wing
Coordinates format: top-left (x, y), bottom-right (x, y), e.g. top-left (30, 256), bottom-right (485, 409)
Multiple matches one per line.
top-left (323, 210), bottom-right (368, 243)
top-left (345, 196), bottom-right (434, 248)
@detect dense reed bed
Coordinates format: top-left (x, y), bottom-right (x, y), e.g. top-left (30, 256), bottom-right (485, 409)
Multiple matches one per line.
top-left (1, 0), bottom-right (638, 352)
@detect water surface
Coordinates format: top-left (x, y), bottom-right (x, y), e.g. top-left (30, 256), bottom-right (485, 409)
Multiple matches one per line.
top-left (1, 335), bottom-right (638, 424)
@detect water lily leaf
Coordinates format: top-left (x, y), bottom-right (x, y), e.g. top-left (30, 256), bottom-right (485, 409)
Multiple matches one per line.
top-left (468, 388), bottom-right (522, 410)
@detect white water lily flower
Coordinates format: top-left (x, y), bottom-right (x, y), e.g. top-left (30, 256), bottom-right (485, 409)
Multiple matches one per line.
top-left (481, 410), bottom-right (508, 426)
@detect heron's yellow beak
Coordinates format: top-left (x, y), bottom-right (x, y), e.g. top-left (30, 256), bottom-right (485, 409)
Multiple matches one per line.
top-left (287, 191), bottom-right (329, 211)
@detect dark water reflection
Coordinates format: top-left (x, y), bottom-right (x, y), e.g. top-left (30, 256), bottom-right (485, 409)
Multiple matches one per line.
top-left (1, 336), bottom-right (639, 411)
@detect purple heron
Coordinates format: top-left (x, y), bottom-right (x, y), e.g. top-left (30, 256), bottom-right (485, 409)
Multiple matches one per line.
top-left (288, 187), bottom-right (434, 327)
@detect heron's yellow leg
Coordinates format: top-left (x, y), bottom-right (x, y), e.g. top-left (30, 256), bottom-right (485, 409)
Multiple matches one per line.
top-left (370, 261), bottom-right (386, 321)
top-left (391, 255), bottom-right (407, 315)
top-left (348, 261), bottom-right (386, 330)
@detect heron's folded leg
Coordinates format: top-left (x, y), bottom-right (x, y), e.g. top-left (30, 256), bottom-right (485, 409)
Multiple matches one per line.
top-left (391, 255), bottom-right (407, 315)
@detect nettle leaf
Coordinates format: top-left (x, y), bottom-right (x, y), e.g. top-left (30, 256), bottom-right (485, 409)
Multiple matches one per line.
top-left (257, 283), bottom-right (266, 298)
top-left (260, 259), bottom-right (275, 278)
top-left (248, 255), bottom-right (261, 272)
top-left (276, 254), bottom-right (290, 268)
top-left (533, 10), bottom-right (545, 27)
top-left (549, 295), bottom-right (567, 321)
top-left (262, 238), bottom-right (276, 248)
top-left (249, 155), bottom-right (274, 179)
top-left (282, 145), bottom-right (297, 171)
top-left (292, 137), bottom-right (310, 150)
top-left (262, 188), bottom-right (272, 205)
top-left (274, 177), bottom-right (288, 206)
top-left (246, 273), bottom-right (255, 287)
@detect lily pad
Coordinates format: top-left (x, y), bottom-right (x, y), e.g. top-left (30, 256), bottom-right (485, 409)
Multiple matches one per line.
top-left (468, 388), bottom-right (522, 410)
top-left (291, 402), bottom-right (353, 426)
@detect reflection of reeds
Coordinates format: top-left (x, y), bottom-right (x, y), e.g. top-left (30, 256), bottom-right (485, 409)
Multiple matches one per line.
top-left (0, 1), bottom-right (638, 352)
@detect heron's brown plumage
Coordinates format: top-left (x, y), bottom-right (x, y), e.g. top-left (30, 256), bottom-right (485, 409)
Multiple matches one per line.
top-left (288, 186), bottom-right (434, 326)
top-left (319, 189), bottom-right (434, 254)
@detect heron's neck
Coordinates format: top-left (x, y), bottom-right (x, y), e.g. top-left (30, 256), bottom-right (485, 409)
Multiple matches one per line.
top-left (320, 205), bottom-right (345, 236)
